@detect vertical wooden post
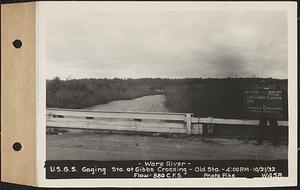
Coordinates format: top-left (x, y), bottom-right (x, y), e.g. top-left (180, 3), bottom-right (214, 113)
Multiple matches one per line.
top-left (207, 123), bottom-right (215, 135)
top-left (207, 117), bottom-right (214, 136)
top-left (203, 123), bottom-right (208, 136)
top-left (185, 114), bottom-right (192, 135)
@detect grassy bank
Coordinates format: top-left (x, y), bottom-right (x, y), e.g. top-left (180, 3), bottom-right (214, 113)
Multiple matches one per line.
top-left (47, 77), bottom-right (288, 119)
top-left (46, 77), bottom-right (158, 109)
top-left (164, 78), bottom-right (288, 119)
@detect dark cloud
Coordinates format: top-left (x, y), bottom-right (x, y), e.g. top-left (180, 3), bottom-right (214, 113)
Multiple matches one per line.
top-left (42, 4), bottom-right (287, 79)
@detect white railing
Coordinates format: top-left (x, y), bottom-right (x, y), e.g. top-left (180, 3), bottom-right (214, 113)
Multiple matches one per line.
top-left (46, 108), bottom-right (288, 135)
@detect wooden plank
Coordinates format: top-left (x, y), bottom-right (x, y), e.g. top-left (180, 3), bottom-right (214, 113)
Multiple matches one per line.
top-left (48, 108), bottom-right (189, 116)
top-left (47, 120), bottom-right (186, 134)
top-left (135, 126), bottom-right (186, 134)
top-left (47, 118), bottom-right (185, 129)
top-left (191, 123), bottom-right (203, 135)
top-left (47, 109), bottom-right (187, 121)
top-left (47, 121), bottom-right (137, 132)
top-left (191, 117), bottom-right (288, 127)
top-left (1, 2), bottom-right (36, 186)
top-left (185, 114), bottom-right (192, 135)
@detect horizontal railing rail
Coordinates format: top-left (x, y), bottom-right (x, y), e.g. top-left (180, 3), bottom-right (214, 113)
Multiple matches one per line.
top-left (191, 117), bottom-right (288, 127)
top-left (47, 108), bottom-right (189, 121)
top-left (46, 108), bottom-right (288, 135)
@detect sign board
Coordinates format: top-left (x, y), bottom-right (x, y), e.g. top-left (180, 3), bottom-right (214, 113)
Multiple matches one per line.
top-left (243, 88), bottom-right (283, 119)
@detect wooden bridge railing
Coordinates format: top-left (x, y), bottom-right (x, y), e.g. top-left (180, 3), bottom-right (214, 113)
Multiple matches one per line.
top-left (46, 108), bottom-right (288, 135)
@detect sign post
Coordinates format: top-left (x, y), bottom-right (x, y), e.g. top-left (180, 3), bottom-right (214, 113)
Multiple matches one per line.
top-left (243, 82), bottom-right (284, 146)
top-left (243, 88), bottom-right (283, 119)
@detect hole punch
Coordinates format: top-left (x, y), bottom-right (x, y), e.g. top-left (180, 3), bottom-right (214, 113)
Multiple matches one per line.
top-left (13, 142), bottom-right (22, 151)
top-left (12, 39), bottom-right (22, 48)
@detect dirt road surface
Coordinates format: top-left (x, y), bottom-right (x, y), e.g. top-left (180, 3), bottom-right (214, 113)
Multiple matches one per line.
top-left (46, 132), bottom-right (287, 160)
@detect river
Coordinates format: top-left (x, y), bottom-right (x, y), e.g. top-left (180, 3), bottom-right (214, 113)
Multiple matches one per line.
top-left (85, 94), bottom-right (170, 112)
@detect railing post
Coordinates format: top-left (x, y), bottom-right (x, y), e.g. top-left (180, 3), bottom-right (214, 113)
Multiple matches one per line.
top-left (203, 123), bottom-right (208, 136)
top-left (185, 114), bottom-right (192, 135)
top-left (203, 117), bottom-right (214, 136)
top-left (207, 117), bottom-right (214, 136)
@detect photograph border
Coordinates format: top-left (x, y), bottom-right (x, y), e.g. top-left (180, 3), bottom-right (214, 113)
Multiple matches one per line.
top-left (36, 1), bottom-right (297, 187)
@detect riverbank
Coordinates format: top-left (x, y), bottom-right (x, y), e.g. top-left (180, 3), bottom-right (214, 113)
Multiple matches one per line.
top-left (47, 77), bottom-right (288, 119)
top-left (85, 94), bottom-right (169, 112)
top-left (46, 77), bottom-right (158, 109)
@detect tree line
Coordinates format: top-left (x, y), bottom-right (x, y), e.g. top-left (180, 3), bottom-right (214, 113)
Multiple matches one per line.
top-left (47, 77), bottom-right (288, 119)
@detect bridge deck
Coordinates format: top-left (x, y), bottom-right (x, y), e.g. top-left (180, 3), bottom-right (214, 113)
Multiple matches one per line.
top-left (46, 132), bottom-right (287, 160)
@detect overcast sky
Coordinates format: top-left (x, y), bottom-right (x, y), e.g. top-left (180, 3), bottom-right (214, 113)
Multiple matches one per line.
top-left (43, 4), bottom-right (287, 79)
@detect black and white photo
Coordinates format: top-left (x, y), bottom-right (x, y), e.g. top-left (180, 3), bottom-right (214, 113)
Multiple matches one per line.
top-left (35, 1), bottom-right (297, 187)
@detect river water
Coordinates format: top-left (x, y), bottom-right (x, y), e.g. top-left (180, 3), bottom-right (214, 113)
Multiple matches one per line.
top-left (85, 94), bottom-right (170, 112)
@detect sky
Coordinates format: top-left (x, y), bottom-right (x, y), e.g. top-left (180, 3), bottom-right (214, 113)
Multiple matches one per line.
top-left (43, 3), bottom-right (288, 80)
